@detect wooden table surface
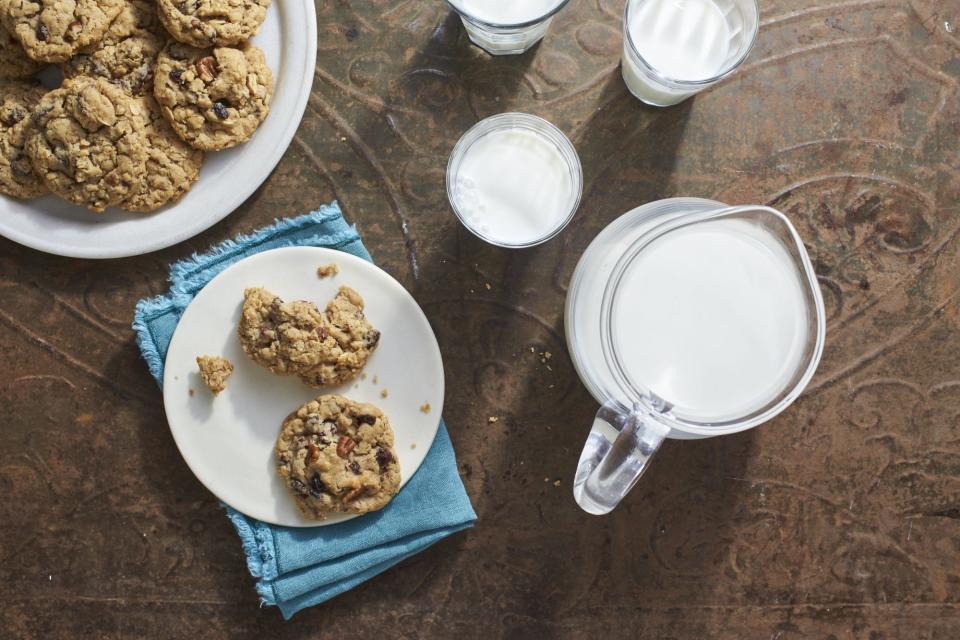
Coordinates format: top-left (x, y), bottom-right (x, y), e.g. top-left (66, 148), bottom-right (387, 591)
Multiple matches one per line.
top-left (3, 0), bottom-right (960, 637)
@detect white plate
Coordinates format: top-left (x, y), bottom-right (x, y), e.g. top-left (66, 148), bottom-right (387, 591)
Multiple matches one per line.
top-left (162, 247), bottom-right (445, 527)
top-left (0, 0), bottom-right (316, 259)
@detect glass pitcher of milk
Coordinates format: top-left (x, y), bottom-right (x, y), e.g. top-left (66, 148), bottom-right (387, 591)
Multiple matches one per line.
top-left (566, 198), bottom-right (826, 514)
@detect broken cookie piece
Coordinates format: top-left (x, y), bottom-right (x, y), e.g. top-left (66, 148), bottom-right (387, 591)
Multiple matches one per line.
top-left (237, 285), bottom-right (380, 387)
top-left (316, 262), bottom-right (339, 278)
top-left (196, 355), bottom-right (234, 396)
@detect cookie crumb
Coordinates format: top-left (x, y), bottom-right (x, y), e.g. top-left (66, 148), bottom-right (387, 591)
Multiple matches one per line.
top-left (189, 389), bottom-right (195, 397)
top-left (317, 263), bottom-right (339, 278)
top-left (380, 388), bottom-right (389, 398)
top-left (485, 282), bottom-right (491, 290)
top-left (419, 402), bottom-right (431, 413)
top-left (410, 443), bottom-right (417, 450)
top-left (361, 373), bottom-right (367, 380)
top-left (544, 477), bottom-right (549, 482)
top-left (196, 355), bottom-right (234, 396)
top-left (553, 480), bottom-right (561, 487)
top-left (529, 346), bottom-right (535, 353)
top-left (373, 375), bottom-right (379, 384)
top-left (488, 416), bottom-right (498, 424)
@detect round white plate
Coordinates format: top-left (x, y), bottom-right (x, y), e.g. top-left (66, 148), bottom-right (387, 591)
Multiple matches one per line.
top-left (162, 247), bottom-right (445, 527)
top-left (0, 0), bottom-right (316, 259)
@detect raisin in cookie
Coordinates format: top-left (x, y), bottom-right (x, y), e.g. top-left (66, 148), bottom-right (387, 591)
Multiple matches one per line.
top-left (196, 355), bottom-right (233, 395)
top-left (121, 97), bottom-right (203, 211)
top-left (2, 0), bottom-right (125, 63)
top-left (0, 23), bottom-right (42, 78)
top-left (157, 0), bottom-right (270, 48)
top-left (237, 286), bottom-right (381, 387)
top-left (276, 395), bottom-right (400, 519)
top-left (0, 79), bottom-right (47, 197)
top-left (153, 41), bottom-right (271, 151)
top-left (27, 76), bottom-right (147, 211)
top-left (62, 0), bottom-right (166, 96)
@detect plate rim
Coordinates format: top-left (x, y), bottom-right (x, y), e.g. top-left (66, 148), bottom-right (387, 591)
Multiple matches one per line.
top-left (0, 0), bottom-right (318, 259)
top-left (161, 246), bottom-right (445, 527)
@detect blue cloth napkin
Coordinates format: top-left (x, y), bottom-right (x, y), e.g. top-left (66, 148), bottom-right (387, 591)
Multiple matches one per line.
top-left (132, 202), bottom-right (477, 619)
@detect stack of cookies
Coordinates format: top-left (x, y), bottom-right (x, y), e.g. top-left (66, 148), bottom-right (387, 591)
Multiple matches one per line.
top-left (0, 0), bottom-right (274, 212)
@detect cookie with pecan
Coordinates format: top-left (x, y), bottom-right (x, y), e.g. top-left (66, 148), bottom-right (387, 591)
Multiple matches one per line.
top-left (276, 395), bottom-right (400, 519)
top-left (2, 0), bottom-right (124, 63)
top-left (153, 40), bottom-right (271, 150)
top-left (26, 76), bottom-right (147, 211)
top-left (157, 0), bottom-right (270, 48)
top-left (62, 0), bottom-right (166, 96)
top-left (237, 285), bottom-right (381, 387)
top-left (0, 79), bottom-right (47, 198)
top-left (121, 97), bottom-right (203, 212)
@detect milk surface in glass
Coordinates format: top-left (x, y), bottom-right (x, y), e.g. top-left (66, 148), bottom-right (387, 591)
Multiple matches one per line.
top-left (622, 0), bottom-right (740, 106)
top-left (611, 218), bottom-right (808, 422)
top-left (457, 0), bottom-right (564, 24)
top-left (451, 127), bottom-right (574, 246)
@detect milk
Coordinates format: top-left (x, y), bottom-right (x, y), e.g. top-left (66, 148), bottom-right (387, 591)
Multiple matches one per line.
top-left (565, 202), bottom-right (816, 429)
top-left (457, 0), bottom-right (564, 25)
top-left (451, 126), bottom-right (576, 246)
top-left (612, 218), bottom-right (808, 421)
top-left (621, 0), bottom-right (749, 106)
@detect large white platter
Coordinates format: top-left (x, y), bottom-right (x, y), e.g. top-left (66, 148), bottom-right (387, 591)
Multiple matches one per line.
top-left (0, 0), bottom-right (317, 258)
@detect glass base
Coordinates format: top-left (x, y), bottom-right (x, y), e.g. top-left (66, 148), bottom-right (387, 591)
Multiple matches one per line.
top-left (461, 17), bottom-right (551, 56)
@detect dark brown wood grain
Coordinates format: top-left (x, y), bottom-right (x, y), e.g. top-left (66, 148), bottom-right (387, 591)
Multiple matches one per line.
top-left (2, 0), bottom-right (960, 637)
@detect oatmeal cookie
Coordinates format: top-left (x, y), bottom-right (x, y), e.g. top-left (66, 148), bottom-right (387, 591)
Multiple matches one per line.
top-left (0, 23), bottom-right (42, 78)
top-left (153, 40), bottom-right (271, 150)
top-left (237, 285), bottom-right (380, 387)
top-left (62, 1), bottom-right (166, 96)
top-left (27, 75), bottom-right (147, 211)
top-left (2, 0), bottom-right (125, 63)
top-left (196, 355), bottom-right (233, 395)
top-left (157, 0), bottom-right (270, 48)
top-left (276, 395), bottom-right (400, 519)
top-left (121, 97), bottom-right (203, 211)
top-left (0, 79), bottom-right (47, 197)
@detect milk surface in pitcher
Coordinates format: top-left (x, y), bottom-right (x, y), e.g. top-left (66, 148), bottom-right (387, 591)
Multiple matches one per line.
top-left (612, 218), bottom-right (809, 422)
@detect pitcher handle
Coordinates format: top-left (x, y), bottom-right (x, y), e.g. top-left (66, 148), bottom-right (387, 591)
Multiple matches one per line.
top-left (573, 400), bottom-right (669, 514)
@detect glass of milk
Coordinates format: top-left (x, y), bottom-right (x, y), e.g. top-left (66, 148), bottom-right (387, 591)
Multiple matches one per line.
top-left (566, 199), bottom-right (826, 514)
top-left (622, 0), bottom-right (760, 106)
top-left (446, 113), bottom-right (582, 248)
top-left (446, 0), bottom-right (571, 55)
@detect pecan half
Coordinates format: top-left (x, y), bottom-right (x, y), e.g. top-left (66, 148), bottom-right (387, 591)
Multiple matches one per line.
top-left (195, 56), bottom-right (217, 82)
top-left (336, 435), bottom-right (356, 458)
top-left (307, 443), bottom-right (320, 462)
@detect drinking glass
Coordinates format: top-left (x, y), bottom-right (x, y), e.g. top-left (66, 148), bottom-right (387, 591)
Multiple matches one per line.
top-left (622, 0), bottom-right (760, 106)
top-left (565, 199), bottom-right (826, 514)
top-left (446, 113), bottom-right (582, 248)
top-left (446, 0), bottom-right (571, 55)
